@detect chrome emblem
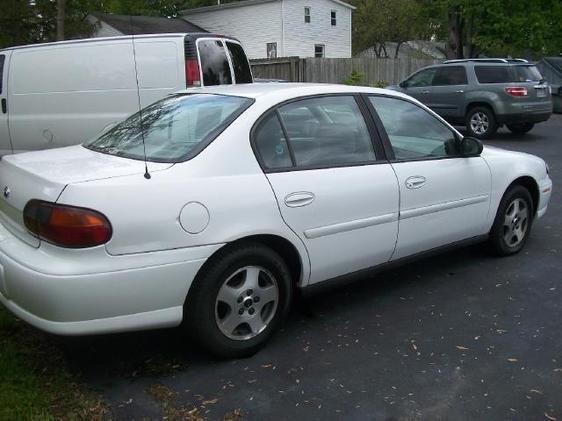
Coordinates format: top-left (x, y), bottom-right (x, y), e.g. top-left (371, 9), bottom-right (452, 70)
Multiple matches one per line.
top-left (3, 186), bottom-right (10, 199)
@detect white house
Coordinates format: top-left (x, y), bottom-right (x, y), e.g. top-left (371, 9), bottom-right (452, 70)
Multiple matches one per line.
top-left (181, 0), bottom-right (355, 59)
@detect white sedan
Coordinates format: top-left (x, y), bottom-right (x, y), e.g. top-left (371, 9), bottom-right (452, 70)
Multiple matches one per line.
top-left (0, 84), bottom-right (552, 357)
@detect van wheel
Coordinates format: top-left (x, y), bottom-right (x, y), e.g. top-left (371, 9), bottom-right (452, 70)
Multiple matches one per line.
top-left (185, 243), bottom-right (292, 358)
top-left (466, 106), bottom-right (497, 139)
top-left (488, 185), bottom-right (534, 256)
top-left (507, 123), bottom-right (534, 134)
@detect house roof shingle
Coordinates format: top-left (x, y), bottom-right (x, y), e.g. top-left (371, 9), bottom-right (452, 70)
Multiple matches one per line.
top-left (91, 13), bottom-right (208, 35)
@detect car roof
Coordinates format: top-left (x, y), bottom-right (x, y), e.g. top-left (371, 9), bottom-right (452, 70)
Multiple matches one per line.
top-left (177, 82), bottom-right (413, 102)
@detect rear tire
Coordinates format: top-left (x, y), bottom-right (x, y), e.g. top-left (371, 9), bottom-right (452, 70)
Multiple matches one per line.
top-left (488, 185), bottom-right (534, 256)
top-left (466, 106), bottom-right (498, 139)
top-left (184, 243), bottom-right (293, 358)
top-left (507, 122), bottom-right (534, 134)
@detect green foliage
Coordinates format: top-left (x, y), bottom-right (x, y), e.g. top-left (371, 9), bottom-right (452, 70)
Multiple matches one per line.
top-left (343, 70), bottom-right (365, 86)
top-left (371, 80), bottom-right (388, 88)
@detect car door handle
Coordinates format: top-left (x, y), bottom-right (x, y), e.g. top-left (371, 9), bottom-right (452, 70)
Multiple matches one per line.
top-left (456, 89), bottom-right (464, 93)
top-left (405, 176), bottom-right (426, 190)
top-left (284, 192), bottom-right (315, 208)
top-left (421, 90), bottom-right (430, 94)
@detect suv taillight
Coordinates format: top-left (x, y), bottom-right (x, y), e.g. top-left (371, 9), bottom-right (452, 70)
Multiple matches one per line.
top-left (185, 58), bottom-right (201, 87)
top-left (23, 200), bottom-right (112, 248)
top-left (505, 87), bottom-right (528, 97)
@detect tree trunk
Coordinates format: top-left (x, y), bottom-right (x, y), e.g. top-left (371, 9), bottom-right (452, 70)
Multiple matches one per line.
top-left (445, 7), bottom-right (463, 59)
top-left (394, 41), bottom-right (402, 59)
top-left (56, 0), bottom-right (65, 41)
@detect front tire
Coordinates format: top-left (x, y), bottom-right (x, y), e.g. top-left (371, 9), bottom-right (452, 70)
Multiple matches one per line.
top-left (507, 122), bottom-right (534, 134)
top-left (185, 243), bottom-right (293, 358)
top-left (466, 106), bottom-right (498, 139)
top-left (488, 185), bottom-right (534, 256)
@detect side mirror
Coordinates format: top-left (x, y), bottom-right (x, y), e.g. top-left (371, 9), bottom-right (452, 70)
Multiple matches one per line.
top-left (399, 80), bottom-right (408, 88)
top-left (460, 136), bottom-right (483, 156)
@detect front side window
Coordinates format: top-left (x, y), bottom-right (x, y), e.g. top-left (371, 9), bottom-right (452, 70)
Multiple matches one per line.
top-left (0, 55), bottom-right (4, 94)
top-left (304, 6), bottom-right (311, 23)
top-left (266, 42), bottom-right (278, 59)
top-left (314, 44), bottom-right (325, 58)
top-left (331, 10), bottom-right (337, 26)
top-left (85, 94), bottom-right (252, 162)
top-left (369, 96), bottom-right (459, 160)
top-left (432, 66), bottom-right (468, 85)
top-left (226, 41), bottom-right (252, 83)
top-left (474, 66), bottom-right (511, 83)
top-left (276, 96), bottom-right (376, 167)
top-left (406, 68), bottom-right (437, 87)
top-left (197, 39), bottom-right (232, 86)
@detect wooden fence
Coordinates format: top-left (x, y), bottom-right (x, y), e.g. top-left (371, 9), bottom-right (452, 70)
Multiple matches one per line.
top-left (250, 57), bottom-right (440, 85)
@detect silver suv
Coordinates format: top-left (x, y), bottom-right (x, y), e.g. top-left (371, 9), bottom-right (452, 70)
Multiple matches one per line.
top-left (391, 59), bottom-right (553, 139)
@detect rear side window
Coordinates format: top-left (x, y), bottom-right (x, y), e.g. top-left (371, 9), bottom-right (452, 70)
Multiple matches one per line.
top-left (475, 66), bottom-right (511, 83)
top-left (0, 55), bottom-right (4, 94)
top-left (226, 42), bottom-right (252, 84)
top-left (198, 40), bottom-right (232, 86)
top-left (432, 66), bottom-right (467, 85)
top-left (278, 96), bottom-right (375, 168)
top-left (513, 65), bottom-right (543, 82)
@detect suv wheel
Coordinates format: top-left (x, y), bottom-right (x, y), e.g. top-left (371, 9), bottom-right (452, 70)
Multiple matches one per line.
top-left (466, 106), bottom-right (498, 139)
top-left (184, 243), bottom-right (293, 358)
top-left (507, 123), bottom-right (534, 135)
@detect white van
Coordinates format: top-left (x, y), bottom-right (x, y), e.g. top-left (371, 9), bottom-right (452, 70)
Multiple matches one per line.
top-left (0, 33), bottom-right (253, 155)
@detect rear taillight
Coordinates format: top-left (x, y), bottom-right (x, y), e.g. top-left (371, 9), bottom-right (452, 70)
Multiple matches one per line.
top-left (505, 86), bottom-right (528, 97)
top-left (23, 200), bottom-right (112, 248)
top-left (185, 58), bottom-right (201, 87)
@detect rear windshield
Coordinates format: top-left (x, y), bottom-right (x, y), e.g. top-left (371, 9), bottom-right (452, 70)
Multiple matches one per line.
top-left (226, 41), bottom-right (252, 83)
top-left (198, 40), bottom-right (233, 86)
top-left (513, 65), bottom-right (543, 82)
top-left (474, 66), bottom-right (512, 83)
top-left (84, 94), bottom-right (253, 162)
top-left (0, 55), bottom-right (4, 94)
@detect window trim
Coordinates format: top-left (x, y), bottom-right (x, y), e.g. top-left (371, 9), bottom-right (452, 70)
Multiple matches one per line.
top-left (363, 93), bottom-right (466, 163)
top-left (331, 10), bottom-right (337, 26)
top-left (304, 6), bottom-right (311, 23)
top-left (250, 93), bottom-right (388, 173)
top-left (266, 42), bottom-right (278, 59)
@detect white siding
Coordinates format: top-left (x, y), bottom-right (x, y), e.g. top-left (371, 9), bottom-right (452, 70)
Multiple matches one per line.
top-left (183, 2), bottom-right (283, 60)
top-left (282, 0), bottom-right (352, 58)
top-left (183, 0), bottom-right (352, 59)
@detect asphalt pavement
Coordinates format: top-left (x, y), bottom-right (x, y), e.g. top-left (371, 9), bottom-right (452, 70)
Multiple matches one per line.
top-left (63, 115), bottom-right (562, 421)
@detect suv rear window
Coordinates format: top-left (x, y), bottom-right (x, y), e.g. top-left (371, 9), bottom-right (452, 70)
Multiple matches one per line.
top-left (474, 66), bottom-right (512, 83)
top-left (226, 42), bottom-right (252, 84)
top-left (513, 65), bottom-right (543, 82)
top-left (0, 55), bottom-right (5, 94)
top-left (85, 94), bottom-right (252, 162)
top-left (198, 40), bottom-right (233, 86)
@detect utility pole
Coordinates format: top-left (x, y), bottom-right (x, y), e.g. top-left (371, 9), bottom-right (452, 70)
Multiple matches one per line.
top-left (56, 0), bottom-right (65, 41)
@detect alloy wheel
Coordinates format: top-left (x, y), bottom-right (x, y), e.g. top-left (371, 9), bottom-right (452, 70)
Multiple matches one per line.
top-left (503, 198), bottom-right (529, 247)
top-left (215, 266), bottom-right (279, 341)
top-left (470, 111), bottom-right (489, 135)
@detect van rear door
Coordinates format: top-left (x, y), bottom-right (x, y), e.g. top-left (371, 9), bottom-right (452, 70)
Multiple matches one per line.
top-left (0, 51), bottom-right (12, 155)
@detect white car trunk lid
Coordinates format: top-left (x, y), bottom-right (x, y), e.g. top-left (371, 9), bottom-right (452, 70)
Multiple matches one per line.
top-left (0, 145), bottom-right (171, 246)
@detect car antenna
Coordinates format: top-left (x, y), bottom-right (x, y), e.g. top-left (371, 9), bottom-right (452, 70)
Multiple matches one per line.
top-left (129, 14), bottom-right (151, 179)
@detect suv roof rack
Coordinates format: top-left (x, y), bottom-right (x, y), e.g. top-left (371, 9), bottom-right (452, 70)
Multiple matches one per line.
top-left (442, 58), bottom-right (529, 64)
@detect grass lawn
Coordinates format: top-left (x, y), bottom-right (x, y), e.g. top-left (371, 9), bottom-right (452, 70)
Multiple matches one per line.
top-left (0, 306), bottom-right (106, 420)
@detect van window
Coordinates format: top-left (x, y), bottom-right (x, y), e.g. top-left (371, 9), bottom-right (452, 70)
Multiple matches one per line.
top-left (198, 40), bottom-right (233, 86)
top-left (0, 55), bottom-right (5, 94)
top-left (226, 42), bottom-right (252, 84)
top-left (513, 65), bottom-right (543, 82)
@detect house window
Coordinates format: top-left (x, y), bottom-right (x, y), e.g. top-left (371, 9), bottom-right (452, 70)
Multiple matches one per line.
top-left (331, 10), bottom-right (336, 26)
top-left (267, 42), bottom-right (277, 59)
top-left (304, 7), bottom-right (311, 23)
top-left (314, 44), bottom-right (325, 58)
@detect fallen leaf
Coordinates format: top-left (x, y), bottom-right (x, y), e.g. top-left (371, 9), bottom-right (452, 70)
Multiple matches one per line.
top-left (456, 346), bottom-right (469, 351)
top-left (507, 358), bottom-right (519, 362)
top-left (530, 389), bottom-right (543, 395)
top-left (544, 412), bottom-right (557, 421)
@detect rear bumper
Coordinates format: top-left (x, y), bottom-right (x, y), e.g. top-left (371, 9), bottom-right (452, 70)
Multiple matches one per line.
top-left (497, 111), bottom-right (552, 125)
top-left (496, 99), bottom-right (553, 125)
top-left (0, 222), bottom-right (222, 335)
